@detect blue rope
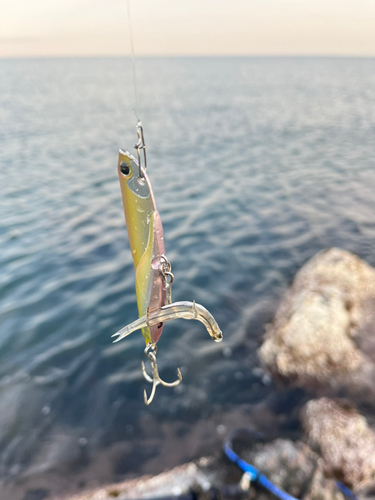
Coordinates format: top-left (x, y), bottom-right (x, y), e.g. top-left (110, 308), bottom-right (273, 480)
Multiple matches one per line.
top-left (223, 430), bottom-right (358, 500)
top-left (336, 481), bottom-right (358, 500)
top-left (223, 442), bottom-right (258, 482)
top-left (223, 438), bottom-right (298, 500)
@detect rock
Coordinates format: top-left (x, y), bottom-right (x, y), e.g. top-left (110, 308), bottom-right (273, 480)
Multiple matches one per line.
top-left (246, 438), bottom-right (318, 499)
top-left (259, 248), bottom-right (375, 398)
top-left (304, 465), bottom-right (345, 500)
top-left (302, 398), bottom-right (375, 492)
top-left (56, 462), bottom-right (214, 500)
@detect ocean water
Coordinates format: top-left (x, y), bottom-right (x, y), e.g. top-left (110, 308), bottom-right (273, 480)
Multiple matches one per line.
top-left (1, 56), bottom-right (375, 496)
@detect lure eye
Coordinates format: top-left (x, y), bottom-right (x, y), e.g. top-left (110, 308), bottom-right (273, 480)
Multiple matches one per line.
top-left (120, 162), bottom-right (131, 177)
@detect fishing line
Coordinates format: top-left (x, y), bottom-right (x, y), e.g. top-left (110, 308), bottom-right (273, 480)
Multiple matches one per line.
top-left (126, 0), bottom-right (140, 122)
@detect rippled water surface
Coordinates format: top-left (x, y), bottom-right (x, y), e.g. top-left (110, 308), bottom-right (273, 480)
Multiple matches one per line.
top-left (1, 57), bottom-right (375, 496)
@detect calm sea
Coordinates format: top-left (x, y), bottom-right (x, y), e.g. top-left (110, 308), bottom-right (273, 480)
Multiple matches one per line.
top-left (1, 56), bottom-right (375, 496)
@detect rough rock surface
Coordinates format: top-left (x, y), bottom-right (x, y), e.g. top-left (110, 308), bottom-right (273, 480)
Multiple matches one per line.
top-left (304, 465), bottom-right (346, 500)
top-left (259, 248), bottom-right (375, 394)
top-left (241, 437), bottom-right (347, 500)
top-left (246, 438), bottom-right (319, 499)
top-left (302, 398), bottom-right (375, 492)
top-left (54, 462), bottom-right (214, 500)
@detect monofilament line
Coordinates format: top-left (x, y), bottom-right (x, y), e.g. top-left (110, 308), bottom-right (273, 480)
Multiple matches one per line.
top-left (126, 0), bottom-right (140, 122)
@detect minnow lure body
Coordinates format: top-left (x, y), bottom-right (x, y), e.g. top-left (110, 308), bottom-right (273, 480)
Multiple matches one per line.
top-left (117, 149), bottom-right (168, 346)
top-left (113, 123), bottom-right (222, 404)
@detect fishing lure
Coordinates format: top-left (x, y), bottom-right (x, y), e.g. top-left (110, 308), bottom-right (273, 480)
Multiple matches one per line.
top-left (113, 122), bottom-right (223, 404)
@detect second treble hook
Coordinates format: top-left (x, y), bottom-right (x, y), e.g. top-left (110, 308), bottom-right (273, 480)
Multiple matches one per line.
top-left (142, 344), bottom-right (182, 405)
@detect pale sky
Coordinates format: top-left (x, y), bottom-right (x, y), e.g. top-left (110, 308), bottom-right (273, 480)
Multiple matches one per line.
top-left (1, 0), bottom-right (375, 58)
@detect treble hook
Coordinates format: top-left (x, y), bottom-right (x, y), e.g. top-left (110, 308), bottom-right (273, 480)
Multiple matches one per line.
top-left (141, 344), bottom-right (182, 405)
